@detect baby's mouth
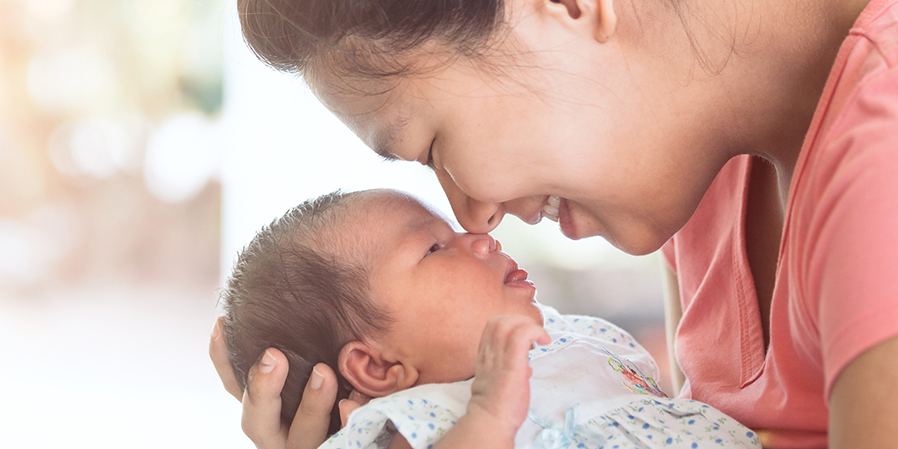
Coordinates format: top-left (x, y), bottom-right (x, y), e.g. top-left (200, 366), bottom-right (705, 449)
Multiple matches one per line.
top-left (504, 260), bottom-right (533, 287)
top-left (541, 196), bottom-right (562, 222)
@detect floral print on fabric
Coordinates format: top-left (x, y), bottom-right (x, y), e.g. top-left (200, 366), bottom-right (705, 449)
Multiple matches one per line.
top-left (319, 306), bottom-right (761, 449)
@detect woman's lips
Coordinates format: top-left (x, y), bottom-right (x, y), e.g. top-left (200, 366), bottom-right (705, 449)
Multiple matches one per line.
top-left (557, 197), bottom-right (577, 239)
top-left (538, 196), bottom-right (578, 240)
top-left (541, 195), bottom-right (561, 222)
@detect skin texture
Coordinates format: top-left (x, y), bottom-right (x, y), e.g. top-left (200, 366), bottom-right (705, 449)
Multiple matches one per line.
top-left (337, 192), bottom-right (548, 448)
top-left (387, 315), bottom-right (549, 449)
top-left (337, 192), bottom-right (545, 397)
top-left (830, 336), bottom-right (898, 448)
top-left (210, 0), bottom-right (898, 447)
top-left (312, 0), bottom-right (846, 254)
top-left (212, 190), bottom-right (548, 448)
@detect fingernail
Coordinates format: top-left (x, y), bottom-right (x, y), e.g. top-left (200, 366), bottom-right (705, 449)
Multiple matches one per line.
top-left (260, 350), bottom-right (276, 374)
top-left (310, 367), bottom-right (324, 390)
top-left (211, 319), bottom-right (221, 339)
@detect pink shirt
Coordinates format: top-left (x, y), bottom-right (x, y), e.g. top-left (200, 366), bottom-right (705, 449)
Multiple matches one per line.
top-left (661, 0), bottom-right (898, 447)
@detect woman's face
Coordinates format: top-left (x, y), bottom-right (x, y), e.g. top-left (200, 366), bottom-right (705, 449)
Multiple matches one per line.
top-left (312, 0), bottom-right (732, 255)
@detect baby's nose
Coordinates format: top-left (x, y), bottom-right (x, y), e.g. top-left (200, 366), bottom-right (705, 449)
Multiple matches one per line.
top-left (470, 234), bottom-right (497, 256)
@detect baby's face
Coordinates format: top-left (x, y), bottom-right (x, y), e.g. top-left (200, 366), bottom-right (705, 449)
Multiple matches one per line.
top-left (356, 190), bottom-right (543, 385)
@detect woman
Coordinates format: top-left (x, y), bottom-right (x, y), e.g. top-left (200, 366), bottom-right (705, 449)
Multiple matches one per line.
top-left (209, 0), bottom-right (898, 447)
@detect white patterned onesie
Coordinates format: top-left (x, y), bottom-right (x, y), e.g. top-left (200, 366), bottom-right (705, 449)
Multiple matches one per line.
top-left (320, 306), bottom-right (762, 449)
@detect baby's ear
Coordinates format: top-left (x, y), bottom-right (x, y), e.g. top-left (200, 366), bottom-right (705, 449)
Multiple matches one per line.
top-left (338, 341), bottom-right (418, 398)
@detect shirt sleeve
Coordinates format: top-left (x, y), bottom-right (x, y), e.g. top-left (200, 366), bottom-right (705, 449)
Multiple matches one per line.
top-left (801, 65), bottom-right (898, 401)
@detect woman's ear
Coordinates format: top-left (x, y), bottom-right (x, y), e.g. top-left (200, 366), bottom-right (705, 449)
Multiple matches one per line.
top-left (338, 341), bottom-right (419, 398)
top-left (543, 0), bottom-right (617, 43)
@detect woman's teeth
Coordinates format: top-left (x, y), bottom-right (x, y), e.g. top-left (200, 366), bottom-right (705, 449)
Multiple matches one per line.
top-left (541, 196), bottom-right (561, 222)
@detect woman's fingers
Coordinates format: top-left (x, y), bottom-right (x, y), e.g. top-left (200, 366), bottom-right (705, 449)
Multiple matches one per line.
top-left (338, 398), bottom-right (362, 428)
top-left (209, 317), bottom-right (244, 400)
top-left (213, 318), bottom-right (341, 449)
top-left (241, 348), bottom-right (290, 449)
top-left (336, 389), bottom-right (369, 428)
top-left (285, 363), bottom-right (340, 449)
top-left (348, 389), bottom-right (371, 406)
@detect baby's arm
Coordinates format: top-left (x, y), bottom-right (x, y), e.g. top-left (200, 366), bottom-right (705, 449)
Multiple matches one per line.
top-left (389, 315), bottom-right (550, 449)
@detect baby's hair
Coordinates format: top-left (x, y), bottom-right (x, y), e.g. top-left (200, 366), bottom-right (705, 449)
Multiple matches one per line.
top-left (220, 190), bottom-right (391, 435)
top-left (237, 0), bottom-right (507, 80)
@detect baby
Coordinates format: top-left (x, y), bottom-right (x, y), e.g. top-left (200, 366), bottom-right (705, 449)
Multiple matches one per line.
top-left (220, 189), bottom-right (761, 449)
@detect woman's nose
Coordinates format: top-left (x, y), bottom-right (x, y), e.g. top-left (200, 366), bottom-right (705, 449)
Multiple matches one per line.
top-left (434, 168), bottom-right (505, 233)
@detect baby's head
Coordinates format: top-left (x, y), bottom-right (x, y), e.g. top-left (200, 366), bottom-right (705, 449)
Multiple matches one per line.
top-left (221, 189), bottom-right (542, 433)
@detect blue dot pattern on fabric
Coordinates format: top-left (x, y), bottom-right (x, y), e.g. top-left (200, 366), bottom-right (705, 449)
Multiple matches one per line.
top-left (318, 307), bottom-right (763, 449)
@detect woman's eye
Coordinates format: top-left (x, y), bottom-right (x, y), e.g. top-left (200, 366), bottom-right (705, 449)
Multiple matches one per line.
top-left (425, 243), bottom-right (440, 257)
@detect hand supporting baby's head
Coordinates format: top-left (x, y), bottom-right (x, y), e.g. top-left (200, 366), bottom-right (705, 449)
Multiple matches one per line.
top-left (220, 190), bottom-right (391, 435)
top-left (220, 189), bottom-right (543, 435)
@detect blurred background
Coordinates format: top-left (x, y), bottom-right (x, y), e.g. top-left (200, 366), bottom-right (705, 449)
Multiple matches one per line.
top-left (0, 0), bottom-right (667, 447)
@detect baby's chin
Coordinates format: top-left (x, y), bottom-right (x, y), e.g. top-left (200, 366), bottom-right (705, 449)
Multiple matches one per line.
top-left (527, 299), bottom-right (546, 327)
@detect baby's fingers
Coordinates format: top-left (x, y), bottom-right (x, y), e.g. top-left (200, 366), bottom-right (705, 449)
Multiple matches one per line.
top-left (506, 320), bottom-right (550, 355)
top-left (479, 315), bottom-right (549, 368)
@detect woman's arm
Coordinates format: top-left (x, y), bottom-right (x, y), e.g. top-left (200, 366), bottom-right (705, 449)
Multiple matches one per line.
top-left (661, 259), bottom-right (685, 396)
top-left (829, 335), bottom-right (898, 448)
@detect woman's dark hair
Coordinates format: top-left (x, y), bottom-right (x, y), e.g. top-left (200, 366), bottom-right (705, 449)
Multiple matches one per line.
top-left (220, 190), bottom-right (390, 435)
top-left (237, 0), bottom-right (506, 79)
top-left (237, 0), bottom-right (739, 83)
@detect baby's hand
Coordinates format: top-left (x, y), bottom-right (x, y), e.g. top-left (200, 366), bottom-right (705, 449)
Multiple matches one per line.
top-left (467, 315), bottom-right (550, 440)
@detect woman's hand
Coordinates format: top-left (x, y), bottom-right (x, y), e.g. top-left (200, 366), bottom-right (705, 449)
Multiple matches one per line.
top-left (209, 318), bottom-right (365, 449)
top-left (467, 315), bottom-right (550, 439)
